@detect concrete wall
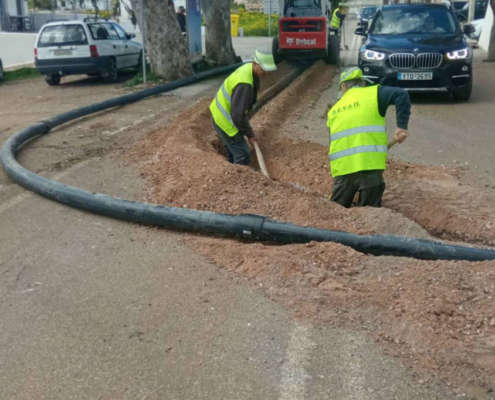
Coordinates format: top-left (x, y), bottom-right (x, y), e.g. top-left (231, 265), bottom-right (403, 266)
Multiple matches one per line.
top-left (478, 3), bottom-right (493, 53)
top-left (0, 0), bottom-right (28, 31)
top-left (0, 32), bottom-right (37, 67)
top-left (4, 0), bottom-right (28, 16)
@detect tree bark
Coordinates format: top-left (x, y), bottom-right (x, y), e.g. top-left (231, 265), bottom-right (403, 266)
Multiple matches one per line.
top-left (487, 0), bottom-right (495, 61)
top-left (90, 0), bottom-right (99, 16)
top-left (201, 0), bottom-right (239, 65)
top-left (131, 0), bottom-right (192, 79)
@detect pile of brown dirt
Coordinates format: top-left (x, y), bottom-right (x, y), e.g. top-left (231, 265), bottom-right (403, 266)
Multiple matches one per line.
top-left (385, 162), bottom-right (495, 246)
top-left (128, 61), bottom-right (495, 397)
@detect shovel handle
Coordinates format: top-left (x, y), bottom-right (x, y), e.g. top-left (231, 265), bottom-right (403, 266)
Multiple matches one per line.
top-left (251, 139), bottom-right (270, 179)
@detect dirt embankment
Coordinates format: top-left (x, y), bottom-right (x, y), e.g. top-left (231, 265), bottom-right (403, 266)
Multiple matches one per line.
top-left (128, 61), bottom-right (495, 397)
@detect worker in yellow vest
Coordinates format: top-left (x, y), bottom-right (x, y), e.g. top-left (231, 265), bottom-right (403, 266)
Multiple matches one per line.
top-left (326, 67), bottom-right (411, 208)
top-left (330, 4), bottom-right (347, 32)
top-left (209, 50), bottom-right (277, 165)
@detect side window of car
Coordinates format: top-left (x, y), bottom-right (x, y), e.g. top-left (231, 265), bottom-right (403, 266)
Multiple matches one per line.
top-left (112, 23), bottom-right (128, 40)
top-left (89, 23), bottom-right (107, 40)
top-left (89, 23), bottom-right (119, 40)
top-left (104, 23), bottom-right (120, 40)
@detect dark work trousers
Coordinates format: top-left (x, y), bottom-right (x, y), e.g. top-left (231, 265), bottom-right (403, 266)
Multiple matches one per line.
top-left (212, 121), bottom-right (251, 165)
top-left (330, 170), bottom-right (385, 208)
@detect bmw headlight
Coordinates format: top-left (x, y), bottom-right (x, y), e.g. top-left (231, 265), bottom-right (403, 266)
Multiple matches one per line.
top-left (446, 48), bottom-right (469, 60)
top-left (362, 49), bottom-right (386, 61)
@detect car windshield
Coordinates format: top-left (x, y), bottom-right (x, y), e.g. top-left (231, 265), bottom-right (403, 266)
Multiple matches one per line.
top-left (361, 7), bottom-right (377, 17)
top-left (38, 24), bottom-right (88, 47)
top-left (284, 0), bottom-right (322, 16)
top-left (285, 0), bottom-right (321, 9)
top-left (369, 7), bottom-right (458, 35)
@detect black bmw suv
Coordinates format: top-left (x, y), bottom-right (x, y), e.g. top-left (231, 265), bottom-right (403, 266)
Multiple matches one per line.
top-left (356, 4), bottom-right (474, 101)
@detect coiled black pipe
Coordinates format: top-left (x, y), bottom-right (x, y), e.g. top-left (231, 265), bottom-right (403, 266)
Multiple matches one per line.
top-left (2, 64), bottom-right (495, 261)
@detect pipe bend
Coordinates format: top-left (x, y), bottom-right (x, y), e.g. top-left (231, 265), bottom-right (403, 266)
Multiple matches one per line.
top-left (1, 63), bottom-right (495, 261)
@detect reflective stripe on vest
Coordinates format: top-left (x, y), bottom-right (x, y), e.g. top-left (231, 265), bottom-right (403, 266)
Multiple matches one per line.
top-left (329, 145), bottom-right (388, 161)
top-left (327, 85), bottom-right (387, 177)
top-left (330, 9), bottom-right (341, 29)
top-left (209, 63), bottom-right (254, 137)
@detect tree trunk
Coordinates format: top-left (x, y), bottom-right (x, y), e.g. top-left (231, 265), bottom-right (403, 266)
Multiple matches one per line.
top-left (201, 0), bottom-right (239, 65)
top-left (487, 0), bottom-right (495, 61)
top-left (131, 0), bottom-right (192, 79)
top-left (90, 0), bottom-right (99, 17)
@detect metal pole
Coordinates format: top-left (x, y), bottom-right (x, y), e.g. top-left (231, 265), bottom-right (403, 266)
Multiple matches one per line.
top-left (141, 0), bottom-right (146, 83)
top-left (467, 0), bottom-right (475, 22)
top-left (268, 0), bottom-right (272, 37)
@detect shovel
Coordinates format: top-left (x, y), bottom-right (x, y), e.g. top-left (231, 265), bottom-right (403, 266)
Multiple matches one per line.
top-left (249, 138), bottom-right (270, 179)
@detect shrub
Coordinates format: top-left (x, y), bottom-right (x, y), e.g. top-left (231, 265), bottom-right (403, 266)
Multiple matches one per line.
top-left (237, 11), bottom-right (279, 36)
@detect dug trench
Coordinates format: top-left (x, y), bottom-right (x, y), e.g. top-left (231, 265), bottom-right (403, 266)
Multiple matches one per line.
top-left (128, 61), bottom-right (495, 397)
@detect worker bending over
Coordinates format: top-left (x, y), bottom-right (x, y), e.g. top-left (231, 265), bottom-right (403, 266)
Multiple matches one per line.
top-left (209, 50), bottom-right (277, 165)
top-left (330, 4), bottom-right (347, 32)
top-left (327, 67), bottom-right (411, 208)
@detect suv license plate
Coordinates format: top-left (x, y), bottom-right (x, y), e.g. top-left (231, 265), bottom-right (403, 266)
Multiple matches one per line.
top-left (398, 72), bottom-right (433, 80)
top-left (53, 49), bottom-right (72, 56)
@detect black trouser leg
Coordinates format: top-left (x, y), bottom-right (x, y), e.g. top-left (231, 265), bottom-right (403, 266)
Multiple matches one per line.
top-left (212, 121), bottom-right (250, 165)
top-left (357, 183), bottom-right (385, 207)
top-left (330, 176), bottom-right (357, 208)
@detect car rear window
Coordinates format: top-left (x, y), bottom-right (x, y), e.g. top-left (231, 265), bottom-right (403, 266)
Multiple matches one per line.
top-left (88, 23), bottom-right (120, 40)
top-left (38, 24), bottom-right (88, 47)
top-left (370, 7), bottom-right (458, 35)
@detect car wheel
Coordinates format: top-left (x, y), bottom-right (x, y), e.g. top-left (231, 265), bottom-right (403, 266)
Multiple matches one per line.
top-left (272, 37), bottom-right (282, 64)
top-left (45, 74), bottom-right (61, 86)
top-left (452, 77), bottom-right (472, 101)
top-left (105, 58), bottom-right (118, 82)
top-left (326, 34), bottom-right (339, 65)
top-left (0, 59), bottom-right (4, 81)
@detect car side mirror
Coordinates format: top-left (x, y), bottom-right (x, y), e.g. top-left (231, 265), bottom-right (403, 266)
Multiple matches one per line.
top-left (126, 32), bottom-right (136, 39)
top-left (355, 27), bottom-right (367, 36)
top-left (463, 24), bottom-right (475, 35)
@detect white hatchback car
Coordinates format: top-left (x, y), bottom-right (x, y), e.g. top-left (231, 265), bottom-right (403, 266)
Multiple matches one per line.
top-left (35, 18), bottom-right (143, 85)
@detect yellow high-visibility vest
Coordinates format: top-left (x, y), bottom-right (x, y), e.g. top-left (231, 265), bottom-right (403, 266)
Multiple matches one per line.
top-left (327, 85), bottom-right (388, 177)
top-left (209, 63), bottom-right (254, 137)
top-left (330, 9), bottom-right (342, 29)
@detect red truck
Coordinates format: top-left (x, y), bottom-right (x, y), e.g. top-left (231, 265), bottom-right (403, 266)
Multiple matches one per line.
top-left (273, 0), bottom-right (339, 64)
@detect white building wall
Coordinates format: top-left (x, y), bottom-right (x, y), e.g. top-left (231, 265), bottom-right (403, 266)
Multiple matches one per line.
top-left (6, 0), bottom-right (28, 16)
top-left (264, 0), bottom-right (280, 14)
top-left (478, 3), bottom-right (493, 53)
top-left (116, 0), bottom-right (185, 34)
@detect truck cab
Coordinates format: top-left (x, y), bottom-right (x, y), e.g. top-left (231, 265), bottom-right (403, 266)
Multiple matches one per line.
top-left (274, 0), bottom-right (338, 64)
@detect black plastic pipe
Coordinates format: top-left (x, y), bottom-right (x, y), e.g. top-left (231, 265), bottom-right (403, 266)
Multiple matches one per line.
top-left (42, 64), bottom-right (242, 129)
top-left (2, 64), bottom-right (495, 261)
